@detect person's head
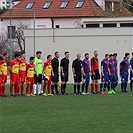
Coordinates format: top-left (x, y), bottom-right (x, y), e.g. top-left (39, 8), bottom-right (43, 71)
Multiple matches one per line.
top-left (85, 53), bottom-right (89, 60)
top-left (109, 54), bottom-right (113, 60)
top-left (132, 52), bottom-right (133, 57)
top-left (113, 53), bottom-right (117, 60)
top-left (125, 53), bottom-right (130, 60)
top-left (47, 55), bottom-right (52, 61)
top-left (65, 51), bottom-right (69, 59)
top-left (14, 53), bottom-right (20, 60)
top-left (94, 50), bottom-right (98, 57)
top-left (105, 54), bottom-right (109, 60)
top-left (29, 56), bottom-right (34, 63)
top-left (3, 52), bottom-right (8, 59)
top-left (0, 56), bottom-right (3, 61)
top-left (55, 51), bottom-right (59, 58)
top-left (21, 51), bottom-right (26, 58)
top-left (77, 54), bottom-right (81, 60)
top-left (36, 51), bottom-right (42, 59)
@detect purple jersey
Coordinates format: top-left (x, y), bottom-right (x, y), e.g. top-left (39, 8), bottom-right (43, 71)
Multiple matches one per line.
top-left (82, 59), bottom-right (90, 73)
top-left (101, 59), bottom-right (109, 72)
top-left (109, 60), bottom-right (116, 76)
top-left (120, 59), bottom-right (129, 72)
top-left (130, 57), bottom-right (133, 70)
top-left (113, 59), bottom-right (118, 74)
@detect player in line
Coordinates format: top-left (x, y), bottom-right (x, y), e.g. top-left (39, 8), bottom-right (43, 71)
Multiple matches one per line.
top-left (72, 54), bottom-right (84, 95)
top-left (91, 51), bottom-right (100, 94)
top-left (33, 51), bottom-right (43, 96)
top-left (9, 53), bottom-right (20, 97)
top-left (82, 53), bottom-right (91, 95)
top-left (19, 51), bottom-right (26, 96)
top-left (0, 53), bottom-right (8, 97)
top-left (120, 53), bottom-right (130, 92)
top-left (130, 52), bottom-right (133, 92)
top-left (26, 56), bottom-right (37, 96)
top-left (60, 51), bottom-right (70, 95)
top-left (43, 55), bottom-right (53, 96)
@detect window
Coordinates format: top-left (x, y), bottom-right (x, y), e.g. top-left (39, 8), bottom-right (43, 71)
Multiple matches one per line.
top-left (86, 24), bottom-right (99, 28)
top-left (105, 1), bottom-right (112, 11)
top-left (3, 2), bottom-right (5, 4)
top-left (6, 2), bottom-right (10, 4)
top-left (103, 23), bottom-right (117, 27)
top-left (8, 26), bottom-right (16, 39)
top-left (26, 2), bottom-right (34, 9)
top-left (120, 23), bottom-right (133, 27)
top-left (60, 1), bottom-right (69, 8)
top-left (55, 25), bottom-right (60, 28)
top-left (76, 1), bottom-right (84, 8)
top-left (114, 2), bottom-right (120, 12)
top-left (43, 2), bottom-right (52, 9)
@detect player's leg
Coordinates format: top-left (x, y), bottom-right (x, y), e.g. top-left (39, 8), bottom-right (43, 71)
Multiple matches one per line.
top-left (54, 72), bottom-right (59, 95)
top-left (37, 74), bottom-right (42, 95)
top-left (130, 80), bottom-right (133, 92)
top-left (91, 73), bottom-right (95, 94)
top-left (123, 72), bottom-right (128, 92)
top-left (30, 77), bottom-right (35, 96)
top-left (85, 72), bottom-right (90, 94)
top-left (77, 73), bottom-right (82, 95)
top-left (26, 78), bottom-right (30, 96)
top-left (1, 75), bottom-right (7, 97)
top-left (100, 75), bottom-right (104, 93)
top-left (10, 77), bottom-right (14, 97)
top-left (33, 74), bottom-right (37, 95)
top-left (0, 77), bottom-right (2, 96)
top-left (43, 81), bottom-right (47, 95)
top-left (15, 74), bottom-right (20, 96)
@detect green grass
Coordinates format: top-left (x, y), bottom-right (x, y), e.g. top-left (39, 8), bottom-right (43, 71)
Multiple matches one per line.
top-left (0, 84), bottom-right (133, 133)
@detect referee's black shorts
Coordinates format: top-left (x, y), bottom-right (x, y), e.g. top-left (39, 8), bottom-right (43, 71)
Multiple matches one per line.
top-left (52, 71), bottom-right (59, 83)
top-left (74, 73), bottom-right (82, 83)
top-left (61, 71), bottom-right (68, 82)
top-left (34, 74), bottom-right (42, 84)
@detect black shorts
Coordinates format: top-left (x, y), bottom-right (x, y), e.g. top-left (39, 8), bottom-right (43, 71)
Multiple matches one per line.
top-left (34, 74), bottom-right (42, 84)
top-left (74, 73), bottom-right (82, 83)
top-left (91, 70), bottom-right (100, 80)
top-left (52, 71), bottom-right (59, 83)
top-left (61, 71), bottom-right (68, 82)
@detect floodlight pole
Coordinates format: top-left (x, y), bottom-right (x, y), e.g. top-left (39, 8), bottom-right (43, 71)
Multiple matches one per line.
top-left (9, 8), bottom-right (12, 61)
top-left (33, 10), bottom-right (36, 56)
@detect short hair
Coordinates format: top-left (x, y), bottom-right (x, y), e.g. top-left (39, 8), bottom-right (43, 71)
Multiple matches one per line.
top-left (105, 54), bottom-right (109, 57)
top-left (36, 51), bottom-right (42, 55)
top-left (55, 51), bottom-right (59, 56)
top-left (125, 53), bottom-right (130, 57)
top-left (14, 53), bottom-right (20, 58)
top-left (3, 52), bottom-right (7, 56)
top-left (132, 52), bottom-right (133, 56)
top-left (21, 51), bottom-right (26, 55)
top-left (113, 53), bottom-right (117, 56)
top-left (65, 51), bottom-right (69, 55)
top-left (109, 54), bottom-right (113, 57)
top-left (0, 56), bottom-right (3, 60)
top-left (47, 55), bottom-right (52, 59)
top-left (30, 56), bottom-right (34, 61)
top-left (94, 50), bottom-right (98, 53)
top-left (85, 53), bottom-right (89, 57)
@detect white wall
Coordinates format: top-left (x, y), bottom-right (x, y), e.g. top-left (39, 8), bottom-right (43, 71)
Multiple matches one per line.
top-left (24, 28), bottom-right (133, 83)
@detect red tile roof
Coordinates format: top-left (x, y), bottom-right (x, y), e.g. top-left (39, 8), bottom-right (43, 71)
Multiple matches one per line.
top-left (0, 0), bottom-right (105, 19)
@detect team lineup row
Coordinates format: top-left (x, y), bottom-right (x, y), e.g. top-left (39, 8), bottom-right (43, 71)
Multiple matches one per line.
top-left (0, 50), bottom-right (132, 97)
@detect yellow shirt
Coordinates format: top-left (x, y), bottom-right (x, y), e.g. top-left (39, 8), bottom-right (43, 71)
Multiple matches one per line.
top-left (19, 58), bottom-right (26, 71)
top-left (0, 59), bottom-right (7, 75)
top-left (44, 60), bottom-right (52, 76)
top-left (26, 63), bottom-right (35, 78)
top-left (10, 59), bottom-right (19, 74)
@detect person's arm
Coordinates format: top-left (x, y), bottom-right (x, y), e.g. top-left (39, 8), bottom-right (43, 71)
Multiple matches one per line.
top-left (91, 58), bottom-right (94, 75)
top-left (108, 64), bottom-right (111, 76)
top-left (82, 61), bottom-right (85, 76)
top-left (101, 60), bottom-right (104, 76)
top-left (72, 61), bottom-right (76, 76)
top-left (60, 59), bottom-right (64, 77)
top-left (51, 59), bottom-right (54, 76)
top-left (43, 62), bottom-right (47, 76)
top-left (9, 61), bottom-right (13, 74)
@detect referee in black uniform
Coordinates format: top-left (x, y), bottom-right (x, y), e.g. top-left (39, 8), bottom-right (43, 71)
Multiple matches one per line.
top-left (72, 54), bottom-right (84, 95)
top-left (60, 51), bottom-right (70, 95)
top-left (51, 51), bottom-right (60, 95)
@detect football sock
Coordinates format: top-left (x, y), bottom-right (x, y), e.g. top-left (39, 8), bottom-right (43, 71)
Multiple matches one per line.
top-left (114, 83), bottom-right (118, 91)
top-left (85, 82), bottom-right (89, 93)
top-left (95, 84), bottom-right (98, 93)
top-left (104, 83), bottom-right (106, 91)
top-left (130, 80), bottom-right (133, 91)
top-left (91, 84), bottom-right (94, 93)
top-left (51, 84), bottom-right (54, 94)
top-left (111, 83), bottom-right (115, 90)
top-left (10, 85), bottom-right (13, 94)
top-left (64, 84), bottom-right (66, 93)
top-left (48, 85), bottom-right (50, 94)
top-left (30, 85), bottom-right (33, 94)
top-left (43, 84), bottom-right (46, 93)
top-left (61, 84), bottom-right (64, 94)
top-left (26, 85), bottom-right (29, 94)
top-left (38, 84), bottom-right (42, 94)
top-left (107, 82), bottom-right (110, 91)
top-left (21, 84), bottom-right (24, 94)
top-left (77, 85), bottom-right (80, 93)
top-left (100, 83), bottom-right (103, 92)
top-left (55, 84), bottom-right (58, 93)
top-left (124, 82), bottom-right (127, 92)
top-left (82, 83), bottom-right (85, 93)
top-left (0, 85), bottom-right (2, 96)
top-left (74, 84), bottom-right (76, 93)
top-left (2, 85), bottom-right (5, 96)
top-left (121, 82), bottom-right (124, 92)
top-left (33, 84), bottom-right (37, 94)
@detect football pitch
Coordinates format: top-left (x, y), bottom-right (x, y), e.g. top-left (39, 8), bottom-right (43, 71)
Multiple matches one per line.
top-left (0, 84), bottom-right (133, 133)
